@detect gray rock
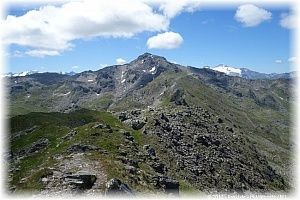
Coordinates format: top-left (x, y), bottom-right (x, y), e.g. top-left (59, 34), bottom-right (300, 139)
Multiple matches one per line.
top-left (64, 172), bottom-right (97, 189)
top-left (62, 130), bottom-right (77, 140)
top-left (152, 176), bottom-right (179, 194)
top-left (131, 120), bottom-right (146, 130)
top-left (151, 162), bottom-right (167, 174)
top-left (124, 165), bottom-right (137, 174)
top-left (118, 112), bottom-right (128, 121)
top-left (143, 145), bottom-right (156, 157)
top-left (105, 178), bottom-right (133, 195)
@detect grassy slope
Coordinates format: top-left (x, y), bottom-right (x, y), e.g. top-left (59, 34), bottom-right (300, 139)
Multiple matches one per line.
top-left (9, 110), bottom-right (172, 193)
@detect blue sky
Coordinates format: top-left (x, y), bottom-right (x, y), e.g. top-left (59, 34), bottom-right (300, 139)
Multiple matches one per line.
top-left (4, 1), bottom-right (295, 74)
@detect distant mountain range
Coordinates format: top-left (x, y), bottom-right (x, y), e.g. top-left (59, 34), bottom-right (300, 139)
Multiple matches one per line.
top-left (3, 62), bottom-right (294, 80)
top-left (2, 70), bottom-right (77, 77)
top-left (212, 64), bottom-right (295, 80)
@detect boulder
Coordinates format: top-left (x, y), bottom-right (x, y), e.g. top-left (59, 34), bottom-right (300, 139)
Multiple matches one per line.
top-left (193, 134), bottom-right (212, 147)
top-left (118, 112), bottom-right (128, 121)
top-left (64, 172), bottom-right (97, 189)
top-left (160, 113), bottom-right (169, 122)
top-left (151, 162), bottom-right (167, 174)
top-left (120, 129), bottom-right (130, 136)
top-left (131, 120), bottom-right (146, 130)
top-left (217, 118), bottom-right (224, 123)
top-left (62, 130), bottom-right (78, 140)
top-left (92, 123), bottom-right (105, 129)
top-left (143, 145), bottom-right (156, 157)
top-left (124, 165), bottom-right (137, 174)
top-left (152, 176), bottom-right (179, 194)
top-left (105, 178), bottom-right (133, 195)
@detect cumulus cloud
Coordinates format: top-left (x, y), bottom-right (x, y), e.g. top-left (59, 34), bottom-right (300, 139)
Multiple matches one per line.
top-left (280, 13), bottom-right (296, 29)
top-left (72, 65), bottom-right (79, 69)
top-left (235, 4), bottom-right (272, 27)
top-left (147, 31), bottom-right (183, 49)
top-left (24, 49), bottom-right (60, 57)
top-left (2, 0), bottom-right (201, 57)
top-left (116, 58), bottom-right (126, 65)
top-left (145, 0), bottom-right (201, 18)
top-left (275, 59), bottom-right (282, 64)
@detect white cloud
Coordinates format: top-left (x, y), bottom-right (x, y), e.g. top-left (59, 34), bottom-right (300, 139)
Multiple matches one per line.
top-left (2, 0), bottom-right (169, 56)
top-left (280, 13), bottom-right (296, 29)
top-left (2, 0), bottom-right (202, 57)
top-left (24, 49), bottom-right (60, 57)
top-left (116, 58), bottom-right (126, 65)
top-left (275, 59), bottom-right (282, 64)
top-left (72, 65), bottom-right (79, 69)
top-left (288, 57), bottom-right (296, 62)
top-left (147, 31), bottom-right (183, 49)
top-left (234, 4), bottom-right (272, 27)
top-left (146, 0), bottom-right (201, 18)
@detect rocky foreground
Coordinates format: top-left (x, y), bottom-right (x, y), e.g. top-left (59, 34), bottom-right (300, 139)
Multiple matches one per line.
top-left (8, 105), bottom-right (290, 196)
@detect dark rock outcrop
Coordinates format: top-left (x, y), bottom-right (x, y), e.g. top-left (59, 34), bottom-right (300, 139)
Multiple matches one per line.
top-left (64, 172), bottom-right (97, 189)
top-left (152, 176), bottom-right (179, 194)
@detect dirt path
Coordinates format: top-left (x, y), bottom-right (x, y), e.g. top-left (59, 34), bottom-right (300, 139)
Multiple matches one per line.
top-left (38, 152), bottom-right (107, 196)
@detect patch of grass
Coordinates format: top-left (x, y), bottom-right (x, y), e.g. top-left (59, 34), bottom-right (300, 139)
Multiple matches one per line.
top-left (82, 93), bottom-right (114, 110)
top-left (179, 180), bottom-right (198, 193)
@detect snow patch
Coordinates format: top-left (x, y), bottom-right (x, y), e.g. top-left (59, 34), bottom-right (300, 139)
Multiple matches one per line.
top-left (63, 92), bottom-right (71, 96)
top-left (149, 66), bottom-right (156, 72)
top-left (87, 79), bottom-right (94, 82)
top-left (120, 70), bottom-right (127, 83)
top-left (212, 65), bottom-right (241, 76)
top-left (96, 93), bottom-right (100, 96)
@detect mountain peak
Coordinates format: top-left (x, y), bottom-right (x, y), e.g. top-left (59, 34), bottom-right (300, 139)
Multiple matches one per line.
top-left (134, 52), bottom-right (167, 63)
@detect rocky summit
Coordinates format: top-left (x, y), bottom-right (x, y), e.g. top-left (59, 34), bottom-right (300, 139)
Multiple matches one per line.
top-left (7, 53), bottom-right (294, 196)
